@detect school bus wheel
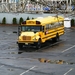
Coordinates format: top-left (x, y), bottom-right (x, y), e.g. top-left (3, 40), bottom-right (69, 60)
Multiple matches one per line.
top-left (18, 43), bottom-right (23, 50)
top-left (52, 33), bottom-right (59, 42)
top-left (36, 39), bottom-right (41, 49)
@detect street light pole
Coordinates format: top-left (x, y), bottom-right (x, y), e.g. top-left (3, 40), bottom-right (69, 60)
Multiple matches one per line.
top-left (27, 0), bottom-right (30, 11)
top-left (70, 0), bottom-right (71, 12)
top-left (36, 0), bottom-right (39, 11)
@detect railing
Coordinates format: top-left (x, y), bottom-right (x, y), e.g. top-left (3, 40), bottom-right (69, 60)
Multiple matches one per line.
top-left (0, 0), bottom-right (72, 13)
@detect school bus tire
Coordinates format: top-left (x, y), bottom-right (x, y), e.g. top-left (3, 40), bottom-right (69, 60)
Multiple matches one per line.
top-left (18, 43), bottom-right (23, 50)
top-left (36, 39), bottom-right (41, 49)
top-left (52, 34), bottom-right (59, 42)
top-left (56, 34), bottom-right (59, 42)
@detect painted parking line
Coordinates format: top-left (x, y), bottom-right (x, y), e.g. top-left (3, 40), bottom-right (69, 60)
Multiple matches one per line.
top-left (62, 45), bottom-right (75, 53)
top-left (0, 65), bottom-right (4, 68)
top-left (64, 68), bottom-right (73, 75)
top-left (20, 66), bottom-right (36, 75)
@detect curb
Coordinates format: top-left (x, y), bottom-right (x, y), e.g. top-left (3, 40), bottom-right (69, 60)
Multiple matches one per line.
top-left (0, 24), bottom-right (19, 26)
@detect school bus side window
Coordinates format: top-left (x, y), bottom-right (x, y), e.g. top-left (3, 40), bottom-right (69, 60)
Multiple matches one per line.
top-left (46, 24), bottom-right (49, 30)
top-left (51, 23), bottom-right (54, 28)
top-left (59, 21), bottom-right (64, 26)
top-left (42, 26), bottom-right (44, 32)
top-left (54, 22), bottom-right (59, 27)
top-left (49, 24), bottom-right (52, 29)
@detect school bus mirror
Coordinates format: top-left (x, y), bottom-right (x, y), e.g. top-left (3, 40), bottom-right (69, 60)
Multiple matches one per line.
top-left (22, 21), bottom-right (26, 24)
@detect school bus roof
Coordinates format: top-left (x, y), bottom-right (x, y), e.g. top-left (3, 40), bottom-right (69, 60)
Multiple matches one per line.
top-left (35, 16), bottom-right (64, 25)
top-left (22, 16), bottom-right (64, 26)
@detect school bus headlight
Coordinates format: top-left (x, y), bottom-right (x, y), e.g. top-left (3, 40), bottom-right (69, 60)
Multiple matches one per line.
top-left (18, 38), bottom-right (21, 41)
top-left (33, 35), bottom-right (39, 41)
top-left (33, 37), bottom-right (37, 40)
top-left (18, 37), bottom-right (21, 41)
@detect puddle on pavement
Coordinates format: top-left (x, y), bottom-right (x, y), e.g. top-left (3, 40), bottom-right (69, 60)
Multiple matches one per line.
top-left (8, 68), bottom-right (14, 71)
top-left (8, 52), bottom-right (17, 54)
top-left (38, 58), bottom-right (75, 65)
top-left (13, 31), bottom-right (17, 34)
top-left (3, 30), bottom-right (6, 32)
top-left (18, 51), bottom-right (23, 54)
top-left (18, 48), bottom-right (36, 54)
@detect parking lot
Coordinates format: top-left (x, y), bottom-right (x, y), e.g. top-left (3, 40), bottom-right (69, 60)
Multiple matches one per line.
top-left (0, 26), bottom-right (75, 75)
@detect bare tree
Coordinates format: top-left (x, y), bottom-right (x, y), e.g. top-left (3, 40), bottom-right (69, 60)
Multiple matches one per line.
top-left (72, 0), bottom-right (75, 5)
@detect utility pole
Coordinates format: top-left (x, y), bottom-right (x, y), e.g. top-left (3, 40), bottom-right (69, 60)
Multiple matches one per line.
top-left (70, 0), bottom-right (72, 12)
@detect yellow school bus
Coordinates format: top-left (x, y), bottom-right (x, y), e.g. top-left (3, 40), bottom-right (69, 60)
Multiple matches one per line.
top-left (17, 16), bottom-right (64, 49)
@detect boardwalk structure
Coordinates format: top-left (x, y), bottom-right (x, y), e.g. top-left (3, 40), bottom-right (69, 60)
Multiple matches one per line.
top-left (0, 0), bottom-right (72, 13)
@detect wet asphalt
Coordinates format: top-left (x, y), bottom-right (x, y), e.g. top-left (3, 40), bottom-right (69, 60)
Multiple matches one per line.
top-left (0, 26), bottom-right (75, 75)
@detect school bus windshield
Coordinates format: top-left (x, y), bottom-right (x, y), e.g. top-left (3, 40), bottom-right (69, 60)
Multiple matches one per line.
top-left (21, 26), bottom-right (42, 32)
